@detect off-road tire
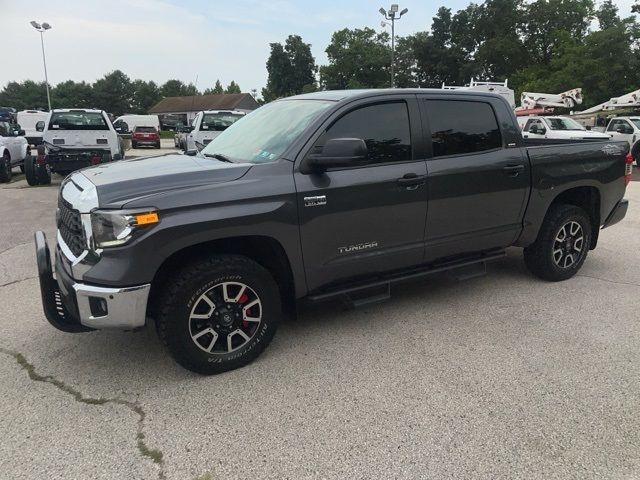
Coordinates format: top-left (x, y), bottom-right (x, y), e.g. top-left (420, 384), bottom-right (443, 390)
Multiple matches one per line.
top-left (0, 153), bottom-right (11, 183)
top-left (24, 155), bottom-right (39, 186)
top-left (524, 204), bottom-right (591, 281)
top-left (156, 255), bottom-right (281, 375)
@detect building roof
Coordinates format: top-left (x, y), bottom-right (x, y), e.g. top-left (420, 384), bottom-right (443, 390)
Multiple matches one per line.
top-left (148, 93), bottom-right (258, 113)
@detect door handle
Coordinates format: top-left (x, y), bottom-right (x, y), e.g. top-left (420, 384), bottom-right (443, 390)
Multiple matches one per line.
top-left (503, 164), bottom-right (525, 176)
top-left (397, 173), bottom-right (427, 187)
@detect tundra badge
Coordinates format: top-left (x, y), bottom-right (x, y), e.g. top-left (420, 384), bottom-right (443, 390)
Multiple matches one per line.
top-left (304, 195), bottom-right (327, 207)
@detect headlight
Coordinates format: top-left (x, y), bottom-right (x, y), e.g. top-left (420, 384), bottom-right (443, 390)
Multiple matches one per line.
top-left (90, 209), bottom-right (159, 248)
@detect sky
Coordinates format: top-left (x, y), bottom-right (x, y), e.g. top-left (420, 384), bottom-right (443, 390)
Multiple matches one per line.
top-left (1, 0), bottom-right (637, 95)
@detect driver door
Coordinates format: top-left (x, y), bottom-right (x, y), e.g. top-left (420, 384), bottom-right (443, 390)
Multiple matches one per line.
top-left (294, 96), bottom-right (428, 292)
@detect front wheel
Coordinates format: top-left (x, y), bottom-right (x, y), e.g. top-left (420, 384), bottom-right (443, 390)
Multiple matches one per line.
top-left (0, 153), bottom-right (11, 183)
top-left (524, 204), bottom-right (592, 281)
top-left (156, 255), bottom-right (280, 374)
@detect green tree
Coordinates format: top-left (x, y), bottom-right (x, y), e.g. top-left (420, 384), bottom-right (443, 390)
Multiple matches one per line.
top-left (319, 28), bottom-right (391, 89)
top-left (160, 79), bottom-right (186, 97)
top-left (0, 80), bottom-right (49, 110)
top-left (92, 70), bottom-right (132, 115)
top-left (262, 35), bottom-right (315, 101)
top-left (51, 80), bottom-right (94, 108)
top-left (203, 80), bottom-right (224, 95)
top-left (596, 0), bottom-right (620, 30)
top-left (262, 42), bottom-right (294, 101)
top-left (224, 81), bottom-right (241, 94)
top-left (131, 80), bottom-right (161, 113)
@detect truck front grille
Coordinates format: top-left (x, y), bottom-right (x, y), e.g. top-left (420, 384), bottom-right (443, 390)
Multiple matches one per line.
top-left (57, 196), bottom-right (86, 257)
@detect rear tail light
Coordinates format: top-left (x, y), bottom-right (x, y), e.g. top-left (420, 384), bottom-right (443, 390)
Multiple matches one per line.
top-left (624, 152), bottom-right (633, 186)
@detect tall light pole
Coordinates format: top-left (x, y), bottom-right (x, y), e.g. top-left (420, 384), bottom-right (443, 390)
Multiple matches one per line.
top-left (379, 5), bottom-right (408, 88)
top-left (30, 21), bottom-right (52, 111)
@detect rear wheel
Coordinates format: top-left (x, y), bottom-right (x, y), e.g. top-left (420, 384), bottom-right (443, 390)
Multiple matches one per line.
top-left (24, 155), bottom-right (39, 186)
top-left (131, 140), bottom-right (137, 149)
top-left (156, 255), bottom-right (280, 375)
top-left (524, 204), bottom-right (591, 281)
top-left (155, 141), bottom-right (161, 149)
top-left (0, 152), bottom-right (11, 183)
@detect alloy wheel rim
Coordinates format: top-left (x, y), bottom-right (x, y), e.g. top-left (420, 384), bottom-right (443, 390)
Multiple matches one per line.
top-left (552, 221), bottom-right (584, 268)
top-left (188, 281), bottom-right (262, 354)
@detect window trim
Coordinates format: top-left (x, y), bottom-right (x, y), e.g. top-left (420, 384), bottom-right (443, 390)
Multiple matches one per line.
top-left (303, 99), bottom-right (416, 171)
top-left (420, 98), bottom-right (505, 160)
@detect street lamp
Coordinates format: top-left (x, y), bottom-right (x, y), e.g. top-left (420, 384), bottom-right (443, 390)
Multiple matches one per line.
top-left (30, 20), bottom-right (52, 111)
top-left (379, 4), bottom-right (408, 88)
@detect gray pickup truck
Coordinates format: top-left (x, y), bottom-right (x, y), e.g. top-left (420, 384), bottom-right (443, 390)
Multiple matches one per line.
top-left (35, 89), bottom-right (632, 374)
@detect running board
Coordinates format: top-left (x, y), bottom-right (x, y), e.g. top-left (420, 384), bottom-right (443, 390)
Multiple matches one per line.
top-left (306, 250), bottom-right (505, 307)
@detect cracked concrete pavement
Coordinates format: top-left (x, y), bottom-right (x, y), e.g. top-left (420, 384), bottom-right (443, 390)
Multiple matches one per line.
top-left (0, 166), bottom-right (639, 479)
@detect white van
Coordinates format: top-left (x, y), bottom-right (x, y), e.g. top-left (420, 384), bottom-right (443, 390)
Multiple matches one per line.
top-left (185, 110), bottom-right (246, 152)
top-left (17, 110), bottom-right (48, 146)
top-left (518, 116), bottom-right (610, 141)
top-left (113, 114), bottom-right (160, 133)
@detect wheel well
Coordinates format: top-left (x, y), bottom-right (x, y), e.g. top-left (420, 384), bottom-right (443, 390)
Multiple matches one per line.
top-left (550, 186), bottom-right (600, 249)
top-left (147, 236), bottom-right (295, 318)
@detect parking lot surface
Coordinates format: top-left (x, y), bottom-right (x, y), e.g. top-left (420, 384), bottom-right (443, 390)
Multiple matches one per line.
top-left (0, 161), bottom-right (639, 479)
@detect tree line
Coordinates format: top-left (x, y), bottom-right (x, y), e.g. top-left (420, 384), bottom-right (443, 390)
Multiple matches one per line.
top-left (0, 72), bottom-right (242, 116)
top-left (262, 0), bottom-right (640, 109)
top-left (1, 0), bottom-right (639, 114)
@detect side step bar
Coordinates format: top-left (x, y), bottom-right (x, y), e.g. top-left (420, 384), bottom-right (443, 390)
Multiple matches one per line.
top-left (306, 250), bottom-right (505, 308)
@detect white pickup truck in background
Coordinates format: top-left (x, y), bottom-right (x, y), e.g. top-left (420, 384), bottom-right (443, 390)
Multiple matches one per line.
top-left (518, 115), bottom-right (610, 141)
top-left (605, 117), bottom-right (640, 165)
top-left (185, 110), bottom-right (246, 152)
top-left (16, 110), bottom-right (48, 146)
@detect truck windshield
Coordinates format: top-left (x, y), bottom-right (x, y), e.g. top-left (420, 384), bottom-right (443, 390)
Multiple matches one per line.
top-left (49, 112), bottom-right (109, 130)
top-left (630, 119), bottom-right (640, 129)
top-left (200, 100), bottom-right (333, 164)
top-left (545, 117), bottom-right (584, 131)
top-left (200, 113), bottom-right (244, 131)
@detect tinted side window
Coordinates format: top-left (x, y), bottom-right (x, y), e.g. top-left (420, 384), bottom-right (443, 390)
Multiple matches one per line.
top-left (319, 102), bottom-right (411, 164)
top-left (426, 100), bottom-right (502, 157)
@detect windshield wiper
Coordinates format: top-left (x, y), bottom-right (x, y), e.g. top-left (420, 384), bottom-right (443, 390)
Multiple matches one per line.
top-left (203, 153), bottom-right (234, 163)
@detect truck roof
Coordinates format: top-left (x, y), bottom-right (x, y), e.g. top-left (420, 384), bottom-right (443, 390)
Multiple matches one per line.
top-left (200, 110), bottom-right (245, 114)
top-left (288, 88), bottom-right (511, 103)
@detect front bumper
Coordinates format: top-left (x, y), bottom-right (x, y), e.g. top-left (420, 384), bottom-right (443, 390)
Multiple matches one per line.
top-left (602, 199), bottom-right (628, 229)
top-left (35, 231), bottom-right (151, 331)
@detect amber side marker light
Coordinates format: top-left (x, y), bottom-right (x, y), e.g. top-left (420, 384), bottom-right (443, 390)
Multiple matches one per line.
top-left (135, 212), bottom-right (159, 225)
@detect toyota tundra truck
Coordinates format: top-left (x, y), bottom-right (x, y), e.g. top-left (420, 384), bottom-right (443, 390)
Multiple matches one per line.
top-left (35, 89), bottom-right (632, 375)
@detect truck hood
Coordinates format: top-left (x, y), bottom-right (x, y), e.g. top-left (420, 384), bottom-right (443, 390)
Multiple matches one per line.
top-left (80, 153), bottom-right (252, 207)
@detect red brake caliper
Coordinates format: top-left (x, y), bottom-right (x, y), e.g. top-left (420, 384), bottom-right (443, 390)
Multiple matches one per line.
top-left (238, 293), bottom-right (249, 328)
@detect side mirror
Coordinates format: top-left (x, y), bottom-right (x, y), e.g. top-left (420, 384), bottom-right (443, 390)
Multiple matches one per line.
top-left (304, 138), bottom-right (368, 173)
top-left (35, 121), bottom-right (45, 132)
top-left (17, 129), bottom-right (25, 136)
top-left (585, 125), bottom-right (592, 130)
top-left (185, 149), bottom-right (198, 156)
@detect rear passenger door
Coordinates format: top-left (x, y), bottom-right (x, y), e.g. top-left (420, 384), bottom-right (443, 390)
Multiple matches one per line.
top-left (295, 96), bottom-right (428, 291)
top-left (419, 96), bottom-right (530, 261)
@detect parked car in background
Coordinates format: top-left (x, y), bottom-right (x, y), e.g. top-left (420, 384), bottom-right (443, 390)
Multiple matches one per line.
top-left (113, 114), bottom-right (160, 133)
top-left (131, 126), bottom-right (161, 149)
top-left (25, 109), bottom-right (124, 186)
top-left (35, 89), bottom-right (631, 374)
top-left (0, 107), bottom-right (17, 123)
top-left (159, 114), bottom-right (186, 131)
top-left (518, 115), bottom-right (610, 141)
top-left (606, 117), bottom-right (640, 165)
top-left (17, 110), bottom-right (48, 146)
top-left (174, 122), bottom-right (192, 150)
top-left (0, 121), bottom-right (30, 182)
top-left (185, 110), bottom-right (245, 152)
